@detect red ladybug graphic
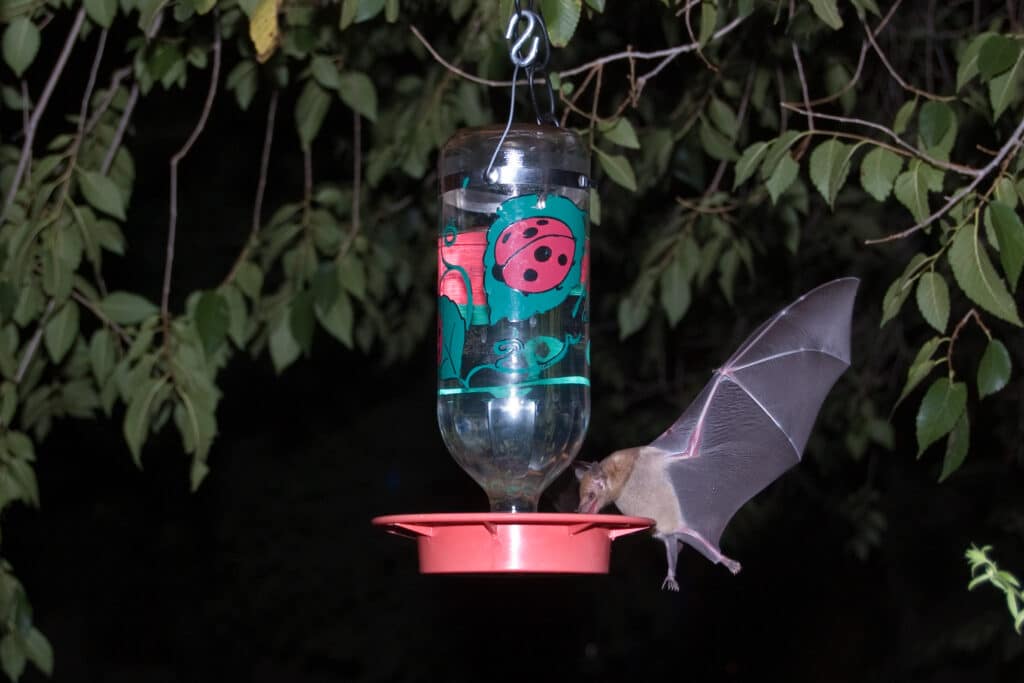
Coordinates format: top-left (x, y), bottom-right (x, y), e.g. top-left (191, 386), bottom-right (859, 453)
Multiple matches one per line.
top-left (491, 217), bottom-right (576, 294)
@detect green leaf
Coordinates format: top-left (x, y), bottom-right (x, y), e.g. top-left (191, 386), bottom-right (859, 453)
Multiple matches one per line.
top-left (995, 177), bottom-right (1018, 208)
top-left (733, 141), bottom-right (769, 189)
top-left (808, 139), bottom-right (853, 208)
top-left (760, 131), bottom-right (802, 179)
top-left (195, 291), bottom-right (229, 356)
top-left (590, 188), bottom-right (601, 225)
top-left (978, 34), bottom-right (1021, 80)
top-left (540, 0), bottom-right (582, 47)
top-left (338, 254), bottom-right (367, 300)
top-left (316, 289), bottom-right (354, 348)
top-left (226, 60), bottom-right (258, 111)
top-left (698, 0), bottom-right (717, 45)
top-left (659, 255), bottom-right (691, 327)
top-left (338, 71), bottom-right (378, 122)
top-left (339, 0), bottom-right (358, 28)
top-left (918, 101), bottom-right (954, 148)
top-left (123, 375), bottom-right (168, 467)
top-left (311, 55), bottom-right (341, 90)
top-left (236, 262), bottom-right (263, 300)
top-left (893, 99), bottom-right (916, 135)
top-left (295, 79), bottom-right (331, 149)
top-left (99, 292), bottom-right (158, 324)
top-left (809, 0), bottom-right (843, 29)
top-left (859, 147), bottom-right (903, 201)
top-left (290, 290), bottom-right (316, 355)
top-left (595, 147), bottom-right (637, 191)
top-left (0, 382), bottom-right (16, 426)
top-left (948, 222), bottom-right (1023, 326)
top-left (916, 377), bottom-right (967, 456)
top-left (84, 0), bottom-right (118, 27)
top-left (89, 329), bottom-right (115, 383)
top-left (698, 118), bottom-right (737, 161)
top-left (599, 117), bottom-right (640, 149)
top-left (78, 170), bottom-right (127, 221)
top-left (766, 153), bottom-right (799, 204)
top-left (44, 300), bottom-right (79, 363)
top-left (958, 32), bottom-right (996, 91)
top-left (23, 628), bottom-right (52, 676)
top-left (989, 51), bottom-right (1024, 121)
top-left (939, 412), bottom-right (970, 482)
top-left (987, 201), bottom-right (1024, 290)
top-left (896, 336), bottom-right (942, 406)
top-left (268, 310), bottom-right (301, 373)
top-left (894, 161), bottom-right (931, 224)
top-left (0, 633), bottom-right (25, 682)
top-left (2, 17), bottom-right (39, 78)
top-left (708, 97), bottom-right (738, 140)
top-left (174, 387), bottom-right (216, 463)
top-left (978, 338), bottom-right (1012, 398)
top-left (915, 271), bottom-right (949, 333)
top-left (312, 264), bottom-right (340, 313)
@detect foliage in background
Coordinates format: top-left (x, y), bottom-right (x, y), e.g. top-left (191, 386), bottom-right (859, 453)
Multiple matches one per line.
top-left (0, 0), bottom-right (1021, 678)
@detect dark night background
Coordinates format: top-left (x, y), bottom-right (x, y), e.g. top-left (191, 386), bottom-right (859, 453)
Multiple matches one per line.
top-left (4, 4), bottom-right (1024, 682)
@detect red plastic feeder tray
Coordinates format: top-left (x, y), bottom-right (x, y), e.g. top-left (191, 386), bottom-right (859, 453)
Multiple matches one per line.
top-left (372, 512), bottom-right (654, 574)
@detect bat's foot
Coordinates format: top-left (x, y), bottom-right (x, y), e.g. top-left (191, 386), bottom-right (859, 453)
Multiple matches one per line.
top-left (661, 575), bottom-right (680, 592)
top-left (720, 556), bottom-right (741, 574)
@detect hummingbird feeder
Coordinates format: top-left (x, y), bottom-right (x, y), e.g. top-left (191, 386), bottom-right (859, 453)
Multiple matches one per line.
top-left (372, 2), bottom-right (652, 574)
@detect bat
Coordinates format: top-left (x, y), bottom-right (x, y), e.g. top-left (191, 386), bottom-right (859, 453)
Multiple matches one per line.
top-left (575, 277), bottom-right (859, 590)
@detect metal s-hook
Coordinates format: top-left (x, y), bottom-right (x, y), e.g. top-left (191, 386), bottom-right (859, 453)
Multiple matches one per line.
top-left (505, 10), bottom-right (541, 68)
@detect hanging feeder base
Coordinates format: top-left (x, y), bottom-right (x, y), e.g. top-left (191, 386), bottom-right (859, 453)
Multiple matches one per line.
top-left (372, 512), bottom-right (654, 574)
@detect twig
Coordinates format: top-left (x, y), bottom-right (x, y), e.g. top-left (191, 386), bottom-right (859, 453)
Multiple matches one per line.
top-left (352, 112), bottom-right (361, 238)
top-left (791, 42), bottom-right (813, 160)
top-left (588, 66), bottom-right (603, 143)
top-left (223, 90), bottom-right (278, 286)
top-left (947, 308), bottom-right (992, 373)
top-left (71, 289), bottom-right (131, 345)
top-left (0, 7), bottom-right (86, 224)
top-left (558, 14), bottom-right (747, 78)
top-left (164, 21), bottom-right (222, 347)
top-left (21, 82), bottom-right (30, 186)
top-left (77, 29), bottom-right (108, 138)
top-left (412, 14), bottom-right (748, 87)
top-left (101, 83), bottom-right (139, 175)
top-left (780, 104), bottom-right (980, 177)
top-left (861, 12), bottom-right (956, 102)
top-left (683, 0), bottom-right (717, 72)
top-left (866, 115), bottom-right (1024, 244)
top-left (84, 66), bottom-right (132, 135)
top-left (15, 300), bottom-right (56, 383)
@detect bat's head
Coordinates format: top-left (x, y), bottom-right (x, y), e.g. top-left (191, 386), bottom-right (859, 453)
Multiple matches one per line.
top-left (573, 460), bottom-right (612, 514)
top-left (574, 449), bottom-right (637, 513)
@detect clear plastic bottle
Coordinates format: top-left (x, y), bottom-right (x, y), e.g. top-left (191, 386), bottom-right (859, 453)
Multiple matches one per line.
top-left (436, 124), bottom-right (591, 512)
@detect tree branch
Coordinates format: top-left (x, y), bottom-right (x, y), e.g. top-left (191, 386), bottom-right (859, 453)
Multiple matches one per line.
top-left (223, 89), bottom-right (278, 286)
top-left (780, 103), bottom-right (980, 177)
top-left (866, 115), bottom-right (1024, 244)
top-left (101, 83), bottom-right (139, 176)
top-left (77, 29), bottom-right (108, 139)
top-left (84, 66), bottom-right (133, 135)
top-left (861, 10), bottom-right (956, 102)
top-left (0, 7), bottom-right (86, 224)
top-left (15, 300), bottom-right (56, 384)
top-left (791, 42), bottom-right (814, 160)
top-left (164, 21), bottom-right (222, 347)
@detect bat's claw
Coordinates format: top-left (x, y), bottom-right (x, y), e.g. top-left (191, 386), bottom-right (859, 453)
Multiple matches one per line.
top-left (720, 557), bottom-right (741, 575)
top-left (661, 576), bottom-right (680, 592)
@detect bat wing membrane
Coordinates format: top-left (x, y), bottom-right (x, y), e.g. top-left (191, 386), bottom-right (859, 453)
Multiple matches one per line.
top-left (646, 277), bottom-right (859, 551)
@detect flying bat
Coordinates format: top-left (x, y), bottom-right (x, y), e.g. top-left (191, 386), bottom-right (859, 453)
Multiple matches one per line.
top-left (575, 277), bottom-right (859, 590)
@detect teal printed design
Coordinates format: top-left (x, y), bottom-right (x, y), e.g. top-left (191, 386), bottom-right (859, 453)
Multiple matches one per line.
top-left (438, 376), bottom-right (590, 398)
top-left (483, 194), bottom-right (586, 324)
top-left (438, 296), bottom-right (466, 381)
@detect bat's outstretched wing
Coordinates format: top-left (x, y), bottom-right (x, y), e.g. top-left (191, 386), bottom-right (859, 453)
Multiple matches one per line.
top-left (649, 277), bottom-right (859, 555)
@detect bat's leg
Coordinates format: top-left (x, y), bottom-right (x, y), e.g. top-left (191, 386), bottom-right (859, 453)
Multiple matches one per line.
top-left (657, 534), bottom-right (682, 591)
top-left (676, 528), bottom-right (742, 575)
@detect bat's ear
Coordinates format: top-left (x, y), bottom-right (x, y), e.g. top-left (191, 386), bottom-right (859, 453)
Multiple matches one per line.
top-left (572, 460), bottom-right (594, 481)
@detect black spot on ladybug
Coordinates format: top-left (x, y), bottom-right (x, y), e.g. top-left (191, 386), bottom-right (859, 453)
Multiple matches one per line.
top-left (501, 233), bottom-right (512, 244)
top-left (522, 227), bottom-right (539, 238)
top-left (536, 219), bottom-right (549, 225)
top-left (557, 254), bottom-right (568, 266)
top-left (523, 269), bottom-right (538, 282)
top-left (492, 265), bottom-right (505, 282)
top-left (535, 246), bottom-right (552, 262)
